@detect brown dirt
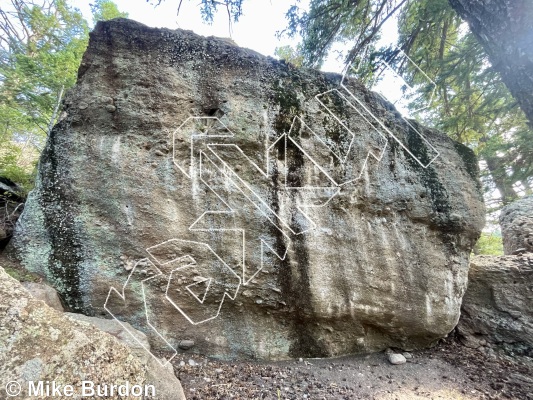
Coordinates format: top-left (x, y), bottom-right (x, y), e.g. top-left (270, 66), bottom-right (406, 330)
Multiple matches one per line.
top-left (170, 335), bottom-right (533, 400)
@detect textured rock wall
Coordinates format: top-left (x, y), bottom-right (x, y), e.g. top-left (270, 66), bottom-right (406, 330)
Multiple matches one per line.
top-left (9, 19), bottom-right (485, 360)
top-left (458, 254), bottom-right (533, 357)
top-left (0, 266), bottom-right (185, 399)
top-left (500, 195), bottom-right (533, 255)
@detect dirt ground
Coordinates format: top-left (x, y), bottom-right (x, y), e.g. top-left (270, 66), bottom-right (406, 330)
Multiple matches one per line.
top-left (170, 335), bottom-right (533, 400)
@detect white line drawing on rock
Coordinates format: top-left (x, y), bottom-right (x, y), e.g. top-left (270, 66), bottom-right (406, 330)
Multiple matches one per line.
top-left (104, 258), bottom-right (178, 367)
top-left (105, 43), bottom-right (443, 354)
top-left (190, 150), bottom-right (291, 285)
top-left (288, 110), bottom-right (387, 187)
top-left (171, 117), bottom-right (342, 287)
top-left (144, 239), bottom-right (241, 325)
top-left (339, 48), bottom-right (440, 168)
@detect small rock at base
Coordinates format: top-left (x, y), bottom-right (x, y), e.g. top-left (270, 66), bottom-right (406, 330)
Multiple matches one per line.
top-left (188, 359), bottom-right (197, 366)
top-left (100, 96), bottom-right (114, 104)
top-left (387, 353), bottom-right (407, 365)
top-left (402, 352), bottom-right (413, 359)
top-left (105, 104), bottom-right (116, 113)
top-left (179, 339), bottom-right (195, 350)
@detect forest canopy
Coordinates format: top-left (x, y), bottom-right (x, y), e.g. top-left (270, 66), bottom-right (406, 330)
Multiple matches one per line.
top-left (1, 0), bottom-right (531, 255)
top-left (0, 0), bottom-right (127, 191)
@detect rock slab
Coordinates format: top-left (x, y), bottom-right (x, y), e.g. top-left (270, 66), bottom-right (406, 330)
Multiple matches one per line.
top-left (0, 266), bottom-right (186, 399)
top-left (500, 195), bottom-right (533, 255)
top-left (9, 19), bottom-right (485, 360)
top-left (458, 254), bottom-right (533, 356)
top-left (64, 312), bottom-right (185, 400)
top-left (22, 281), bottom-right (64, 312)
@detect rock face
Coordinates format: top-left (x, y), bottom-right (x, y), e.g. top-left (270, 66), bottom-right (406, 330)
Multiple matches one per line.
top-left (22, 281), bottom-right (65, 312)
top-left (64, 312), bottom-right (186, 400)
top-left (458, 254), bottom-right (533, 356)
top-left (0, 177), bottom-right (25, 250)
top-left (0, 266), bottom-right (185, 399)
top-left (9, 19), bottom-right (485, 360)
top-left (500, 195), bottom-right (533, 255)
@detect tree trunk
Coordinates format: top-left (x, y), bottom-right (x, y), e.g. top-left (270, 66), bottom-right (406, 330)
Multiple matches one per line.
top-left (448, 0), bottom-right (533, 127)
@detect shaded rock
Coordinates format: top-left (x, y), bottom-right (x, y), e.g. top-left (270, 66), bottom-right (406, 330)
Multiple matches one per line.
top-left (65, 312), bottom-right (150, 355)
top-left (0, 177), bottom-right (24, 203)
top-left (499, 195), bottom-right (533, 255)
top-left (65, 313), bottom-right (186, 400)
top-left (0, 266), bottom-right (185, 399)
top-left (0, 176), bottom-right (25, 250)
top-left (8, 19), bottom-right (485, 360)
top-left (513, 247), bottom-right (528, 255)
top-left (22, 281), bottom-right (64, 312)
top-left (458, 254), bottom-right (533, 356)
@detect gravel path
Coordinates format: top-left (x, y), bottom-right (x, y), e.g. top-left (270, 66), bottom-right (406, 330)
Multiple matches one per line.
top-left (170, 336), bottom-right (533, 400)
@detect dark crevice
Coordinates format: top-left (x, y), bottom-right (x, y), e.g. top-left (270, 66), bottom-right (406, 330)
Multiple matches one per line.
top-left (39, 122), bottom-right (85, 312)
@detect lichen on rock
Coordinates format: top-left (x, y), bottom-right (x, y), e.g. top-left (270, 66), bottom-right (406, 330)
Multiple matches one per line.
top-left (8, 18), bottom-right (485, 360)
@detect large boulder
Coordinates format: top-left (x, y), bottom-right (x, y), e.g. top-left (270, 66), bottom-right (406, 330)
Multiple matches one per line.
top-left (499, 195), bottom-right (533, 255)
top-left (458, 254), bottom-right (533, 356)
top-left (8, 19), bottom-right (485, 360)
top-left (0, 266), bottom-right (185, 399)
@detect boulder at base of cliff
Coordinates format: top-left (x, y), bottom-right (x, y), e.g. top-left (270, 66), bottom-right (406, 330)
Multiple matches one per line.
top-left (458, 254), bottom-right (533, 357)
top-left (8, 19), bottom-right (485, 360)
top-left (499, 195), bottom-right (533, 255)
top-left (0, 266), bottom-right (186, 399)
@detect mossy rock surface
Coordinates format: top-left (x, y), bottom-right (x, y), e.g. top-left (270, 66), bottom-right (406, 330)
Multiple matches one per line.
top-left (7, 19), bottom-right (485, 360)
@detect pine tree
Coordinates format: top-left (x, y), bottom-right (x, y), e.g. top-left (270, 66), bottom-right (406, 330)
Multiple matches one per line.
top-left (282, 0), bottom-right (533, 208)
top-left (0, 0), bottom-right (128, 191)
top-left (0, 0), bottom-right (89, 190)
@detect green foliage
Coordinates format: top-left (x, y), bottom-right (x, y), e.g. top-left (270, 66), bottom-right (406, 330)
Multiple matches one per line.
top-left (90, 0), bottom-right (128, 24)
top-left (198, 0), bottom-right (243, 24)
top-left (274, 45), bottom-right (304, 68)
top-left (0, 0), bottom-right (126, 191)
top-left (0, 0), bottom-right (90, 190)
top-left (392, 0), bottom-right (532, 207)
top-left (0, 141), bottom-right (37, 194)
top-left (283, 0), bottom-right (409, 68)
top-left (0, 1), bottom-right (88, 131)
top-left (148, 0), bottom-right (243, 24)
top-left (473, 232), bottom-right (504, 256)
top-left (285, 0), bottom-right (533, 210)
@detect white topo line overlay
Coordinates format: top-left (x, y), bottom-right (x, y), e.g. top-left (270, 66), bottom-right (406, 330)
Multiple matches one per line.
top-left (104, 50), bottom-right (441, 362)
top-left (104, 258), bottom-right (178, 367)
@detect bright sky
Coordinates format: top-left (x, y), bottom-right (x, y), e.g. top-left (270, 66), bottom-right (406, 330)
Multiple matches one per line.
top-left (70, 1), bottom-right (412, 110)
top-left (71, 1), bottom-right (407, 74)
top-left (72, 1), bottom-right (311, 64)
